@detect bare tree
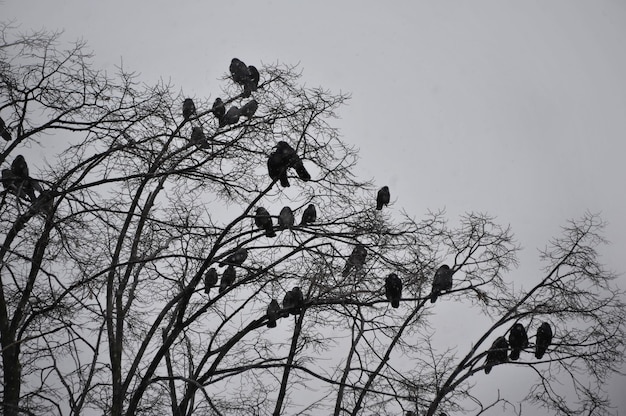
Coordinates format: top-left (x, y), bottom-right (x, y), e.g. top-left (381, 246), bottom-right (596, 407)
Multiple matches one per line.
top-left (0, 25), bottom-right (623, 416)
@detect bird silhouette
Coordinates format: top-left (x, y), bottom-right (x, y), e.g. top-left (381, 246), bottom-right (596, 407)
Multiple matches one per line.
top-left (219, 265), bottom-right (236, 293)
top-left (430, 264), bottom-right (453, 303)
top-left (508, 323), bottom-right (529, 360)
top-left (0, 116), bottom-right (11, 141)
top-left (300, 204), bottom-right (317, 225)
top-left (219, 248), bottom-right (248, 267)
top-left (190, 127), bottom-right (209, 149)
top-left (255, 207), bottom-right (276, 237)
top-left (220, 106), bottom-right (241, 127)
top-left (278, 206), bottom-right (295, 230)
top-left (376, 186), bottom-right (390, 210)
top-left (484, 336), bottom-right (509, 374)
top-left (230, 58), bottom-right (251, 85)
top-left (535, 322), bottom-right (553, 359)
top-left (385, 273), bottom-right (402, 308)
top-left (212, 97), bottom-right (226, 120)
top-left (266, 299), bottom-right (280, 328)
top-left (282, 287), bottom-right (304, 315)
top-left (204, 268), bottom-right (218, 295)
top-left (182, 98), bottom-right (196, 120)
top-left (342, 244), bottom-right (367, 277)
top-left (10, 155), bottom-right (39, 201)
top-left (239, 99), bottom-right (258, 118)
top-left (267, 152), bottom-right (290, 187)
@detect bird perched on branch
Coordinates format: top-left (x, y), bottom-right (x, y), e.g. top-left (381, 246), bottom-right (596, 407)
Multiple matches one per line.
top-left (219, 248), bottom-right (248, 267)
top-left (182, 98), bottom-right (196, 120)
top-left (230, 58), bottom-right (252, 85)
top-left (342, 244), bottom-right (367, 277)
top-left (535, 322), bottom-right (553, 359)
top-left (6, 155), bottom-right (41, 201)
top-left (267, 152), bottom-right (290, 187)
top-left (508, 323), bottom-right (529, 360)
top-left (219, 265), bottom-right (236, 293)
top-left (385, 273), bottom-right (402, 308)
top-left (430, 264), bottom-right (453, 303)
top-left (484, 336), bottom-right (509, 374)
top-left (212, 97), bottom-right (225, 121)
top-left (204, 268), bottom-right (218, 295)
top-left (190, 127), bottom-right (209, 149)
top-left (282, 287), bottom-right (304, 315)
top-left (219, 106), bottom-right (241, 127)
top-left (255, 207), bottom-right (276, 237)
top-left (278, 206), bottom-right (295, 230)
top-left (301, 204), bottom-right (317, 225)
top-left (239, 99), bottom-right (258, 118)
top-left (266, 299), bottom-right (280, 328)
top-left (0, 116), bottom-right (11, 141)
top-left (376, 186), bottom-right (390, 210)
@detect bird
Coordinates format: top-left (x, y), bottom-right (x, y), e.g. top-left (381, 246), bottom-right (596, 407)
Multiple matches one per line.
top-left (247, 65), bottom-right (260, 91)
top-left (230, 58), bottom-right (252, 86)
top-left (508, 323), bottom-right (529, 360)
top-left (385, 273), bottom-right (402, 308)
top-left (219, 106), bottom-right (241, 127)
top-left (219, 265), bottom-right (236, 293)
top-left (266, 299), bottom-right (280, 328)
top-left (219, 248), bottom-right (248, 267)
top-left (0, 116), bottom-right (11, 141)
top-left (239, 99), bottom-right (258, 118)
top-left (255, 207), bottom-right (276, 237)
top-left (376, 186), bottom-right (390, 210)
top-left (212, 97), bottom-right (226, 120)
top-left (282, 287), bottom-right (304, 315)
top-left (182, 98), bottom-right (196, 120)
top-left (267, 152), bottom-right (290, 187)
top-left (204, 268), bottom-right (218, 295)
top-left (190, 127), bottom-right (209, 149)
top-left (275, 141), bottom-right (300, 168)
top-left (1, 169), bottom-right (19, 195)
top-left (342, 244), bottom-right (367, 277)
top-left (293, 158), bottom-right (311, 181)
top-left (430, 264), bottom-right (453, 303)
top-left (484, 336), bottom-right (509, 374)
top-left (300, 204), bottom-right (317, 225)
top-left (11, 155), bottom-right (29, 178)
top-left (535, 322), bottom-right (553, 359)
top-left (278, 206), bottom-right (295, 230)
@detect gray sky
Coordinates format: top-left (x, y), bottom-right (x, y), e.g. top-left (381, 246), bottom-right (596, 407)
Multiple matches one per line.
top-left (5, 0), bottom-right (626, 414)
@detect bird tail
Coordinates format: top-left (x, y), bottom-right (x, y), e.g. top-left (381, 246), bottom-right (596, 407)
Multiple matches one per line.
top-left (430, 292), bottom-right (438, 303)
top-left (279, 175), bottom-right (290, 187)
top-left (265, 226), bottom-right (276, 238)
top-left (509, 349), bottom-right (521, 361)
top-left (267, 319), bottom-right (277, 328)
top-left (391, 299), bottom-right (400, 308)
top-left (484, 365), bottom-right (492, 374)
top-left (376, 202), bottom-right (383, 210)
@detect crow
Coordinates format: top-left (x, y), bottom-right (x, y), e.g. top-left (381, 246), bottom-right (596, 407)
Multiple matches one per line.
top-left (190, 127), bottom-right (209, 149)
top-left (182, 98), bottom-right (196, 120)
top-left (385, 273), bottom-right (402, 308)
top-left (239, 99), bottom-right (258, 118)
top-left (219, 106), bottom-right (241, 127)
top-left (219, 248), bottom-right (248, 267)
top-left (204, 268), bottom-right (219, 295)
top-left (266, 299), bottom-right (280, 328)
top-left (300, 204), bottom-right (317, 225)
top-left (282, 287), bottom-right (304, 315)
top-left (0, 116), bottom-right (11, 141)
top-left (278, 206), bottom-right (295, 230)
top-left (430, 264), bottom-right (453, 303)
top-left (484, 336), bottom-right (509, 374)
top-left (376, 186), bottom-right (390, 210)
top-left (535, 322), bottom-right (553, 359)
top-left (212, 97), bottom-right (226, 120)
top-left (255, 207), bottom-right (276, 237)
top-left (219, 265), bottom-right (236, 293)
top-left (342, 244), bottom-right (367, 277)
top-left (508, 323), bottom-right (529, 360)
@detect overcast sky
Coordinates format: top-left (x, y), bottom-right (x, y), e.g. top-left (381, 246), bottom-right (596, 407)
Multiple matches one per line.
top-left (4, 1), bottom-right (626, 414)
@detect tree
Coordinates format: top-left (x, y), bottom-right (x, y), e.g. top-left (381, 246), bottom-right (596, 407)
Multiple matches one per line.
top-left (1, 24), bottom-right (624, 416)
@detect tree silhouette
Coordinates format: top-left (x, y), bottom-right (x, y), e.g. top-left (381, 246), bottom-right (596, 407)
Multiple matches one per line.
top-left (1, 25), bottom-right (624, 416)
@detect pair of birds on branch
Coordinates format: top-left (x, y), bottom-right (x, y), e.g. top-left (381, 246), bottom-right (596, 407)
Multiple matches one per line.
top-left (1, 155), bottom-right (42, 202)
top-left (255, 204), bottom-right (317, 237)
top-left (267, 141), bottom-right (311, 188)
top-left (266, 287), bottom-right (305, 328)
top-left (484, 322), bottom-right (554, 374)
top-left (204, 247), bottom-right (250, 295)
top-left (383, 264), bottom-right (453, 309)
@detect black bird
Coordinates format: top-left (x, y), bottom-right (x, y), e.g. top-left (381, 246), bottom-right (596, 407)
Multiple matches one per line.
top-left (219, 106), bottom-right (241, 127)
top-left (267, 152), bottom-right (290, 187)
top-left (278, 206), bottom-right (295, 230)
top-left (11, 155), bottom-right (29, 178)
top-left (430, 264), bottom-right (453, 303)
top-left (219, 248), bottom-right (248, 267)
top-left (255, 207), bottom-right (276, 237)
top-left (535, 322), bottom-right (553, 359)
top-left (266, 299), bottom-right (280, 328)
top-left (484, 336), bottom-right (509, 374)
top-left (239, 99), bottom-right (258, 118)
top-left (190, 127), bottom-right (209, 149)
top-left (342, 244), bottom-right (367, 277)
top-left (376, 186), bottom-right (390, 210)
top-left (1, 169), bottom-right (19, 195)
top-left (385, 273), bottom-right (402, 308)
top-left (212, 97), bottom-right (226, 120)
top-left (204, 268), bottom-right (219, 295)
top-left (282, 287), bottom-right (304, 315)
top-left (230, 58), bottom-right (251, 85)
top-left (508, 323), bottom-right (529, 360)
top-left (300, 204), bottom-right (317, 225)
top-left (0, 116), bottom-right (11, 141)
top-left (275, 141), bottom-right (299, 168)
top-left (219, 265), bottom-right (236, 293)
top-left (247, 65), bottom-right (260, 90)
top-left (293, 158), bottom-right (311, 181)
top-left (182, 98), bottom-right (196, 120)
